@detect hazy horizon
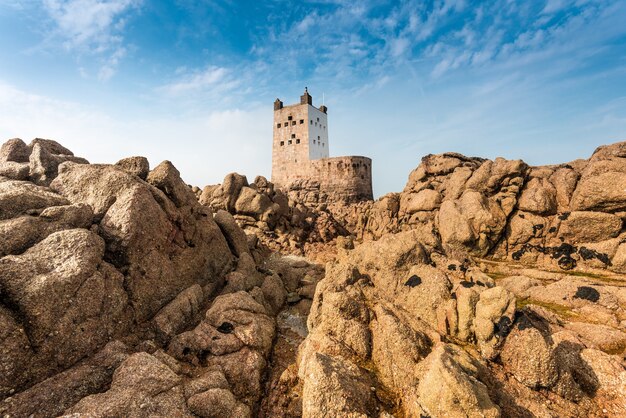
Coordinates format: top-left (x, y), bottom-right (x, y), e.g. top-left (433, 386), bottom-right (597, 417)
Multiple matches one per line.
top-left (1, 1), bottom-right (625, 197)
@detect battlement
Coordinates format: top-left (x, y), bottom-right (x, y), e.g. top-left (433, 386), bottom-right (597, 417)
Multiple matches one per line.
top-left (271, 89), bottom-right (373, 204)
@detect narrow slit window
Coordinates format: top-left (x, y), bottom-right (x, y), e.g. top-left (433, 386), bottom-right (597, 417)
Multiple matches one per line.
top-left (280, 141), bottom-right (284, 146)
top-left (310, 120), bottom-right (313, 125)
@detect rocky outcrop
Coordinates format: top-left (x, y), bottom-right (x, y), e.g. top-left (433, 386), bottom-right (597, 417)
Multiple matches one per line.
top-left (2, 137), bottom-right (625, 417)
top-left (336, 141), bottom-right (626, 275)
top-left (0, 138), bottom-right (307, 416)
top-left (199, 174), bottom-right (349, 258)
top-left (0, 138), bottom-right (89, 185)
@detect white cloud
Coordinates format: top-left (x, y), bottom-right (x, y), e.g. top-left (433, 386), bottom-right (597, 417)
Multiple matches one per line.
top-left (542, 0), bottom-right (567, 14)
top-left (158, 66), bottom-right (241, 96)
top-left (42, 0), bottom-right (139, 80)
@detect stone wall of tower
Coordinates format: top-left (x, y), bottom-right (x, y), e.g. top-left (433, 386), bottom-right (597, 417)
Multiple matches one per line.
top-left (279, 156), bottom-right (373, 204)
top-left (272, 103), bottom-right (311, 189)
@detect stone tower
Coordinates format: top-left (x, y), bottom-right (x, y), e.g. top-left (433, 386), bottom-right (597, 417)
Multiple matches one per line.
top-left (272, 88), bottom-right (329, 188)
top-left (271, 88), bottom-right (373, 204)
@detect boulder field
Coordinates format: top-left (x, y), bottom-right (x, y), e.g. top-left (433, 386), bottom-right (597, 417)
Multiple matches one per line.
top-left (0, 137), bottom-right (624, 417)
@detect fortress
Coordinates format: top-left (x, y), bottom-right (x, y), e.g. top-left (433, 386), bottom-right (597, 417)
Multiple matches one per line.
top-left (271, 88), bottom-right (373, 203)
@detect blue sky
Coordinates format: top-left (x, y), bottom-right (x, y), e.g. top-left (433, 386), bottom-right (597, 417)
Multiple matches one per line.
top-left (1, 0), bottom-right (625, 196)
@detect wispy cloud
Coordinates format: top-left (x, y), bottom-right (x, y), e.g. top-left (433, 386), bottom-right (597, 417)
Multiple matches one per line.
top-left (42, 0), bottom-right (140, 79)
top-left (158, 66), bottom-right (241, 97)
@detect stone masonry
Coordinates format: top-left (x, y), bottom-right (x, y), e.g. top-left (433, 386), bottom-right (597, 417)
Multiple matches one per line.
top-left (271, 88), bottom-right (373, 203)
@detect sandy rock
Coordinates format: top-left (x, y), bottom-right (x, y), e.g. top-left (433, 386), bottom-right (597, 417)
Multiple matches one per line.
top-left (549, 166), bottom-right (579, 211)
top-left (261, 273), bottom-right (287, 314)
top-left (498, 275), bottom-right (542, 299)
top-left (188, 388), bottom-right (251, 418)
top-left (0, 305), bottom-right (34, 398)
top-left (0, 138), bottom-right (30, 162)
top-left (500, 318), bottom-right (559, 389)
top-left (301, 352), bottom-right (375, 418)
top-left (370, 305), bottom-right (431, 406)
top-left (115, 156), bottom-right (150, 180)
top-left (153, 284), bottom-right (205, 341)
top-left (215, 209), bottom-right (250, 257)
top-left (314, 289), bottom-right (371, 360)
top-left (473, 286), bottom-right (516, 359)
top-left (169, 291), bottom-right (275, 363)
top-left (147, 160), bottom-right (196, 208)
top-left (64, 352), bottom-right (193, 417)
top-left (455, 285), bottom-right (480, 341)
top-left (51, 162), bottom-right (233, 322)
top-left (0, 179), bottom-right (69, 220)
top-left (571, 166), bottom-right (626, 212)
top-left (0, 161), bottom-right (29, 180)
top-left (235, 186), bottom-right (275, 218)
top-left (439, 190), bottom-right (507, 256)
top-left (184, 370), bottom-right (230, 399)
top-left (558, 211), bottom-right (622, 242)
top-left (401, 188), bottom-right (441, 214)
top-left (0, 229), bottom-right (130, 391)
top-left (579, 348), bottom-right (626, 416)
top-left (517, 177), bottom-right (557, 215)
top-left (564, 322), bottom-right (626, 354)
top-left (29, 141), bottom-right (89, 186)
top-left (0, 203), bottom-right (93, 256)
top-left (0, 341), bottom-right (129, 418)
top-left (416, 344), bottom-right (500, 418)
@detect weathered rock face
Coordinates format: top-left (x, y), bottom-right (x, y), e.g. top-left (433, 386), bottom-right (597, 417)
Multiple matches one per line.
top-left (337, 141), bottom-right (626, 275)
top-left (199, 174), bottom-right (349, 258)
top-left (0, 138), bottom-right (265, 414)
top-left (2, 137), bottom-right (626, 418)
top-left (0, 138), bottom-right (89, 185)
top-left (50, 160), bottom-right (234, 322)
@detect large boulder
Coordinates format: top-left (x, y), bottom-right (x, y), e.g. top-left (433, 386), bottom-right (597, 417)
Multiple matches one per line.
top-left (0, 138), bottom-right (30, 162)
top-left (517, 177), bottom-right (557, 215)
top-left (473, 286), bottom-right (516, 359)
top-left (438, 190), bottom-right (508, 256)
top-left (0, 229), bottom-right (130, 393)
top-left (558, 211), bottom-right (622, 243)
top-left (500, 318), bottom-right (559, 389)
top-left (301, 352), bottom-right (376, 418)
top-left (0, 203), bottom-right (93, 257)
top-left (0, 341), bottom-right (129, 418)
top-left (571, 159), bottom-right (626, 212)
top-left (0, 179), bottom-right (69, 220)
top-left (64, 352), bottom-right (193, 417)
top-left (416, 344), bottom-right (500, 418)
top-left (115, 156), bottom-right (150, 180)
top-left (50, 161), bottom-right (234, 322)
